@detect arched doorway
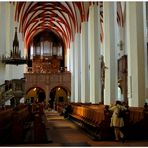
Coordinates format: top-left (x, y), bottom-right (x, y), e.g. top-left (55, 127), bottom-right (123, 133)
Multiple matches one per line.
top-left (25, 87), bottom-right (46, 104)
top-left (49, 86), bottom-right (70, 109)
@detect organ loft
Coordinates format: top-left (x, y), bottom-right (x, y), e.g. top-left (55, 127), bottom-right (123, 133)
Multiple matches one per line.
top-left (0, 1), bottom-right (148, 146)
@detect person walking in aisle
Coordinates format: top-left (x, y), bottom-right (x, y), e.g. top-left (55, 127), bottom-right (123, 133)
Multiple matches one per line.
top-left (109, 100), bottom-right (127, 142)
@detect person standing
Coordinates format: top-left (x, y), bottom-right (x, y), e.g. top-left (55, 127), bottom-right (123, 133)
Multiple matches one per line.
top-left (109, 100), bottom-right (127, 142)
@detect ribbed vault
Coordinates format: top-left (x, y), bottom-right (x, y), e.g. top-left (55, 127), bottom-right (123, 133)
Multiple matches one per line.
top-left (14, 2), bottom-right (125, 50)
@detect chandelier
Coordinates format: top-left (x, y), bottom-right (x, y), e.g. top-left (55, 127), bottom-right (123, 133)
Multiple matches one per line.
top-left (1, 27), bottom-right (28, 65)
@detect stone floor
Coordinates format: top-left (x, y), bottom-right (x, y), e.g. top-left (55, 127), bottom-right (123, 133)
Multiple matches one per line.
top-left (12, 109), bottom-right (148, 147)
top-left (33, 110), bottom-right (148, 146)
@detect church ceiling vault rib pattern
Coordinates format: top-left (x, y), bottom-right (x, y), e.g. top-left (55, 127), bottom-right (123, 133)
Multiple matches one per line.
top-left (14, 2), bottom-right (124, 50)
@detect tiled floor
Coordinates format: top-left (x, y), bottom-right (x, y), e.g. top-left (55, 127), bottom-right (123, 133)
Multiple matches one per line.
top-left (42, 110), bottom-right (148, 147)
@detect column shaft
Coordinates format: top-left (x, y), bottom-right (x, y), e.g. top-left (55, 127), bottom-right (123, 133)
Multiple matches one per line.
top-left (74, 33), bottom-right (81, 102)
top-left (103, 2), bottom-right (117, 105)
top-left (88, 4), bottom-right (101, 103)
top-left (70, 42), bottom-right (75, 102)
top-left (81, 22), bottom-right (90, 103)
top-left (143, 2), bottom-right (148, 103)
top-left (126, 2), bottom-right (145, 107)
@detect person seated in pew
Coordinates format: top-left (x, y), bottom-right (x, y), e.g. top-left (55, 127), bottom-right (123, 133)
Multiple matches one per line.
top-left (109, 100), bottom-right (127, 142)
top-left (63, 103), bottom-right (72, 118)
top-left (1, 104), bottom-right (6, 110)
top-left (144, 102), bottom-right (148, 110)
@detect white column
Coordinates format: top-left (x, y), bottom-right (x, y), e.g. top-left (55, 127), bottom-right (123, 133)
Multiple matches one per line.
top-left (143, 2), bottom-right (148, 103)
top-left (118, 2), bottom-right (126, 58)
top-left (67, 42), bottom-right (73, 72)
top-left (74, 33), bottom-right (81, 102)
top-left (114, 2), bottom-right (120, 100)
top-left (70, 41), bottom-right (75, 102)
top-left (126, 2), bottom-right (145, 107)
top-left (67, 48), bottom-right (70, 71)
top-left (0, 3), bottom-right (6, 55)
top-left (64, 47), bottom-right (68, 68)
top-left (5, 2), bottom-right (12, 80)
top-left (0, 3), bottom-right (6, 84)
top-left (88, 4), bottom-right (101, 103)
top-left (78, 40), bottom-right (81, 102)
top-left (81, 22), bottom-right (90, 103)
top-left (103, 2), bottom-right (117, 105)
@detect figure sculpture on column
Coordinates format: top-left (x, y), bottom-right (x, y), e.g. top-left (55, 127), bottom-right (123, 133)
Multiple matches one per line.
top-left (101, 55), bottom-right (105, 104)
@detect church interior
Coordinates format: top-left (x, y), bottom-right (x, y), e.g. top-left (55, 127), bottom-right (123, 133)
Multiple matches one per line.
top-left (1, 1), bottom-right (148, 146)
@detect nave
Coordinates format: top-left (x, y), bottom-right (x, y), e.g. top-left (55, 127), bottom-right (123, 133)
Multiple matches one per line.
top-left (44, 109), bottom-right (148, 147)
top-left (1, 105), bottom-right (147, 147)
top-left (1, 102), bottom-right (148, 146)
top-left (24, 109), bottom-right (148, 147)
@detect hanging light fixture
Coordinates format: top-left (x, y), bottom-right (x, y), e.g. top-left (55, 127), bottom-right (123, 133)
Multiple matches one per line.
top-left (1, 27), bottom-right (28, 65)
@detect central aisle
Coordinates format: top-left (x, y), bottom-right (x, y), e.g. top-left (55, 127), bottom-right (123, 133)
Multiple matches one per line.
top-left (43, 110), bottom-right (148, 147)
top-left (44, 109), bottom-right (91, 146)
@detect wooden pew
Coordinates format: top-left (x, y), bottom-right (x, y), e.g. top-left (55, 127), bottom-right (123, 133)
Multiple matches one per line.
top-left (33, 113), bottom-right (47, 143)
top-left (68, 104), bottom-right (113, 140)
top-left (0, 104), bottom-right (34, 144)
top-left (67, 103), bottom-right (148, 141)
top-left (123, 107), bottom-right (146, 140)
top-left (11, 105), bottom-right (30, 143)
top-left (30, 103), bottom-right (48, 143)
top-left (0, 108), bottom-right (13, 144)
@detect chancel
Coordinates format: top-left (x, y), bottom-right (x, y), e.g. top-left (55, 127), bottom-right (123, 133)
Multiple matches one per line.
top-left (0, 1), bottom-right (148, 146)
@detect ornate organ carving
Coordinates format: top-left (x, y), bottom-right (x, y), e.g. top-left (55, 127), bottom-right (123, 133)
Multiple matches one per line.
top-left (29, 30), bottom-right (64, 73)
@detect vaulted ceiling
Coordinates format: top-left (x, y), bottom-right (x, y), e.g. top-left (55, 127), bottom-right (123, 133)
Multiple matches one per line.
top-left (14, 2), bottom-right (124, 50)
top-left (15, 2), bottom-right (102, 50)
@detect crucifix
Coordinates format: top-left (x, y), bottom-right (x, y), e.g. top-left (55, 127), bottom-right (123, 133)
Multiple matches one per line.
top-left (117, 40), bottom-right (124, 51)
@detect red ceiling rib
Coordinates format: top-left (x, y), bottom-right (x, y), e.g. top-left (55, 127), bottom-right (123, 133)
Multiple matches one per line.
top-left (14, 2), bottom-right (125, 50)
top-left (15, 2), bottom-right (78, 49)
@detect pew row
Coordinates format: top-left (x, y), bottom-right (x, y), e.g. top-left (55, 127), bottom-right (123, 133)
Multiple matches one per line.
top-left (58, 104), bottom-right (148, 141)
top-left (68, 104), bottom-right (114, 140)
top-left (0, 108), bottom-right (13, 143)
top-left (0, 104), bottom-right (32, 144)
top-left (11, 104), bottom-right (31, 143)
